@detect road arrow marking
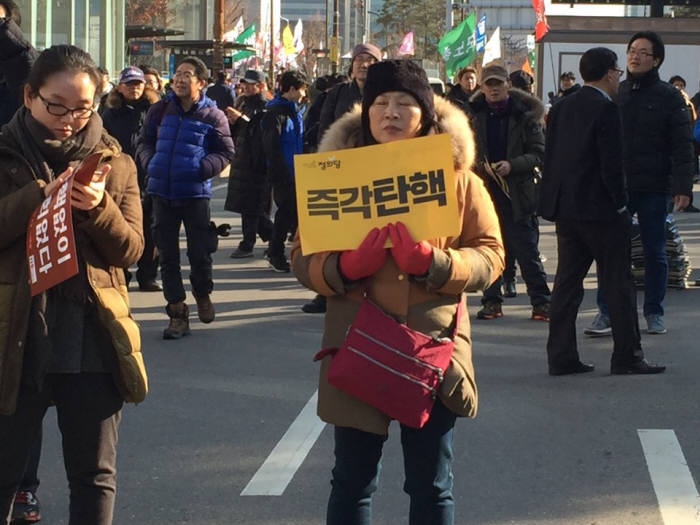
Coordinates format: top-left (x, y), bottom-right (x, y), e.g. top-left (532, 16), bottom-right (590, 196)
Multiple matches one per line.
top-left (241, 390), bottom-right (326, 496)
top-left (638, 429), bottom-right (700, 525)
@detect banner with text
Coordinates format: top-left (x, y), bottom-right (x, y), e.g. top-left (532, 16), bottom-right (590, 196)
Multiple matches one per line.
top-left (26, 175), bottom-right (79, 296)
top-left (293, 134), bottom-right (459, 255)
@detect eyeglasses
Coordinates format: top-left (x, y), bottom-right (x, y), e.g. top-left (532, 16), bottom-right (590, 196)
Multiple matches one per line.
top-left (173, 71), bottom-right (196, 80)
top-left (626, 49), bottom-right (653, 59)
top-left (37, 93), bottom-right (94, 119)
top-left (612, 68), bottom-right (624, 77)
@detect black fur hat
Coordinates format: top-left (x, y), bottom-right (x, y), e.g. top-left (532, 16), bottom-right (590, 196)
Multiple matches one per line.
top-left (361, 59), bottom-right (436, 143)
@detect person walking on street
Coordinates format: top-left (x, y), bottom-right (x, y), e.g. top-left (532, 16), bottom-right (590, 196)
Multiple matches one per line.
top-left (261, 70), bottom-right (307, 273)
top-left (542, 47), bottom-right (666, 376)
top-left (224, 69), bottom-right (273, 258)
top-left (0, 44), bottom-right (146, 525)
top-left (102, 65), bottom-right (161, 292)
top-left (318, 43), bottom-right (381, 142)
top-left (206, 71), bottom-right (235, 110)
top-left (136, 57), bottom-right (234, 339)
top-left (586, 31), bottom-right (695, 337)
top-left (446, 66), bottom-right (478, 114)
top-left (292, 59), bottom-right (504, 525)
top-left (469, 63), bottom-right (551, 321)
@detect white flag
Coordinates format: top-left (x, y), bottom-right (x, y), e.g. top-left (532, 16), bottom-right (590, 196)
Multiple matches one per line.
top-left (293, 19), bottom-right (304, 53)
top-left (482, 27), bottom-right (501, 66)
top-left (223, 16), bottom-right (245, 42)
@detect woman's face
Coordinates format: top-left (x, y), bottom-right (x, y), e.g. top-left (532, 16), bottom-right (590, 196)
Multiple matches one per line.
top-left (24, 70), bottom-right (96, 140)
top-left (368, 91), bottom-right (423, 144)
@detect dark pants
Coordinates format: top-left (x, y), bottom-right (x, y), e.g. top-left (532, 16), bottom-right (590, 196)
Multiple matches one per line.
top-left (597, 192), bottom-right (670, 317)
top-left (483, 191), bottom-right (550, 306)
top-left (547, 217), bottom-right (644, 370)
top-left (135, 194), bottom-right (159, 285)
top-left (152, 197), bottom-right (213, 304)
top-left (18, 429), bottom-right (41, 493)
top-left (0, 374), bottom-right (122, 525)
top-left (239, 213), bottom-right (274, 252)
top-left (268, 182), bottom-right (297, 258)
top-left (503, 251), bottom-right (517, 284)
top-left (327, 401), bottom-right (456, 525)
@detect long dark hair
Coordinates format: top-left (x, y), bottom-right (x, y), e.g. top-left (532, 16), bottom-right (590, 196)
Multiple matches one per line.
top-left (25, 45), bottom-right (101, 99)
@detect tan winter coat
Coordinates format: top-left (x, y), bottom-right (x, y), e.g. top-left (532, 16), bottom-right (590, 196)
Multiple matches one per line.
top-left (291, 96), bottom-right (505, 435)
top-left (0, 132), bottom-right (145, 415)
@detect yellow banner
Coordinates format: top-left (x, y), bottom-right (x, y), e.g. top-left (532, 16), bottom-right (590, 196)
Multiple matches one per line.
top-left (294, 134), bottom-right (459, 255)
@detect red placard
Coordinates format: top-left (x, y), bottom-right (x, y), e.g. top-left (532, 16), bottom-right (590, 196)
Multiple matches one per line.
top-left (26, 175), bottom-right (79, 296)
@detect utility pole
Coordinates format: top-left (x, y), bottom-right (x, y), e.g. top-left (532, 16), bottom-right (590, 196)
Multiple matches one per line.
top-left (213, 0), bottom-right (224, 75)
top-left (331, 0), bottom-right (339, 73)
top-left (269, 0), bottom-right (275, 90)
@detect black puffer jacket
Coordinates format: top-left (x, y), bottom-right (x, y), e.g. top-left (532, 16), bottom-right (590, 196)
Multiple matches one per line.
top-left (0, 18), bottom-right (38, 126)
top-left (318, 80), bottom-right (362, 143)
top-left (224, 92), bottom-right (269, 215)
top-left (617, 69), bottom-right (694, 197)
top-left (445, 84), bottom-right (474, 116)
top-left (469, 89), bottom-right (545, 222)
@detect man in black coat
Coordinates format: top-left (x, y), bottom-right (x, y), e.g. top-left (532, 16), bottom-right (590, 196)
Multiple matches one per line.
top-left (542, 47), bottom-right (665, 376)
top-left (0, 0), bottom-right (38, 125)
top-left (102, 66), bottom-right (162, 292)
top-left (588, 31), bottom-right (695, 337)
top-left (223, 69), bottom-right (273, 258)
top-left (446, 66), bottom-right (478, 115)
top-left (469, 64), bottom-right (550, 321)
top-left (317, 42), bottom-right (381, 142)
top-left (206, 71), bottom-right (235, 110)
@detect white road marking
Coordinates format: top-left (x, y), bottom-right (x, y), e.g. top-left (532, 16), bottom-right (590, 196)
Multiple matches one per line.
top-left (212, 183), bottom-right (228, 192)
top-left (638, 429), bottom-right (700, 525)
top-left (241, 390), bottom-right (326, 496)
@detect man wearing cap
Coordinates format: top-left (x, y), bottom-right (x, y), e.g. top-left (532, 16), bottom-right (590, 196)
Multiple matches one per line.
top-left (586, 31), bottom-right (694, 337)
top-left (318, 42), bottom-right (381, 142)
top-left (102, 66), bottom-right (162, 292)
top-left (224, 69), bottom-right (274, 258)
top-left (469, 63), bottom-right (550, 321)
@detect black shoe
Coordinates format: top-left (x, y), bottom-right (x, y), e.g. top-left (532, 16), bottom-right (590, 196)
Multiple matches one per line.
top-left (138, 280), bottom-right (162, 292)
top-left (269, 255), bottom-right (290, 273)
top-left (682, 204), bottom-right (700, 213)
top-left (549, 361), bottom-right (595, 376)
top-left (302, 295), bottom-right (326, 313)
top-left (230, 247), bottom-right (254, 259)
top-left (610, 359), bottom-right (666, 375)
top-left (503, 280), bottom-right (517, 298)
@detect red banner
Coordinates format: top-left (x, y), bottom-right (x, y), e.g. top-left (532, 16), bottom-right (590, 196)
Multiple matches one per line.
top-left (531, 0), bottom-right (548, 41)
top-left (26, 175), bottom-right (79, 296)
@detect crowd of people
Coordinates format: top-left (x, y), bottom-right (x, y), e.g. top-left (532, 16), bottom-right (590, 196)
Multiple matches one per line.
top-left (0, 0), bottom-right (698, 520)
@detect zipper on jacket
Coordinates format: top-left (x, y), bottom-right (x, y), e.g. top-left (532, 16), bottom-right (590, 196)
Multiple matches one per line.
top-left (353, 328), bottom-right (445, 381)
top-left (346, 345), bottom-right (438, 397)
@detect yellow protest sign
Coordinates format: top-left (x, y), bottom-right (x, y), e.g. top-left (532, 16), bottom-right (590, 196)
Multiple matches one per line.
top-left (294, 134), bottom-right (459, 255)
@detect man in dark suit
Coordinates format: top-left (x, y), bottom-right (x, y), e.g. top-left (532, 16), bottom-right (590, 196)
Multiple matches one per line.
top-left (541, 47), bottom-right (665, 376)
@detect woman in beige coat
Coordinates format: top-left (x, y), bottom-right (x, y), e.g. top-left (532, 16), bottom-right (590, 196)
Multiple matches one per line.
top-left (292, 60), bottom-right (504, 524)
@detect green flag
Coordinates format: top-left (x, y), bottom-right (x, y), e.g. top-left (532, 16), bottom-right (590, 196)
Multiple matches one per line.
top-left (235, 24), bottom-right (255, 44)
top-left (232, 23), bottom-right (256, 61)
top-left (438, 13), bottom-right (476, 80)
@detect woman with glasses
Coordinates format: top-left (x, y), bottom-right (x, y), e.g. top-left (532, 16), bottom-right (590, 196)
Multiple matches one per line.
top-left (0, 44), bottom-right (145, 524)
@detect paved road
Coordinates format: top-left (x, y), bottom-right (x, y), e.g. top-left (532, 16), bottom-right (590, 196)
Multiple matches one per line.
top-left (33, 181), bottom-right (700, 524)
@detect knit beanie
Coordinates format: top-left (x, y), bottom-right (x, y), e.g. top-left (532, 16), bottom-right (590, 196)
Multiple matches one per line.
top-left (361, 59), bottom-right (436, 144)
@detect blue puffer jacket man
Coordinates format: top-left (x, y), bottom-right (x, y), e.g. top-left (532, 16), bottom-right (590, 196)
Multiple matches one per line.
top-left (138, 90), bottom-right (234, 200)
top-left (135, 57), bottom-right (234, 340)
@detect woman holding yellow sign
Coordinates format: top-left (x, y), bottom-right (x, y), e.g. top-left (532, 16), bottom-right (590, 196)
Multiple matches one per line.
top-left (292, 60), bottom-right (504, 524)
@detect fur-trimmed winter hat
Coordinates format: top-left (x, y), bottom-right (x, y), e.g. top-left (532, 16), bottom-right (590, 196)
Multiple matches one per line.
top-left (361, 59), bottom-right (436, 143)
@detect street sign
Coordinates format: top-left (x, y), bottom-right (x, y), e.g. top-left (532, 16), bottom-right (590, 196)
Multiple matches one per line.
top-left (129, 40), bottom-right (155, 56)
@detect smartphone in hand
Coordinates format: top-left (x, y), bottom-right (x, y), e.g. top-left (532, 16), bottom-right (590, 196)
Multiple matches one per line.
top-left (73, 152), bottom-right (105, 185)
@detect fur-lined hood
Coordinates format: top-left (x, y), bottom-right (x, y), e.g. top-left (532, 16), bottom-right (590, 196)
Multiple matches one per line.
top-left (318, 95), bottom-right (476, 172)
top-left (469, 88), bottom-right (545, 122)
top-left (105, 86), bottom-right (160, 109)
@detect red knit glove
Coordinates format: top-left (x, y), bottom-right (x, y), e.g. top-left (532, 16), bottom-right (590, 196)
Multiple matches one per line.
top-left (339, 227), bottom-right (389, 281)
top-left (388, 222), bottom-right (433, 276)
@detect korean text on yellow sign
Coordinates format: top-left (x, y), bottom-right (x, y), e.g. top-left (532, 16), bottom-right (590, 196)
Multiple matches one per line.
top-left (294, 134), bottom-right (459, 255)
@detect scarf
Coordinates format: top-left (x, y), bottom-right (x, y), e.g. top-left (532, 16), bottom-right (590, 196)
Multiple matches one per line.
top-left (2, 106), bottom-right (104, 183)
top-left (486, 96), bottom-right (510, 115)
top-left (2, 107), bottom-right (107, 303)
